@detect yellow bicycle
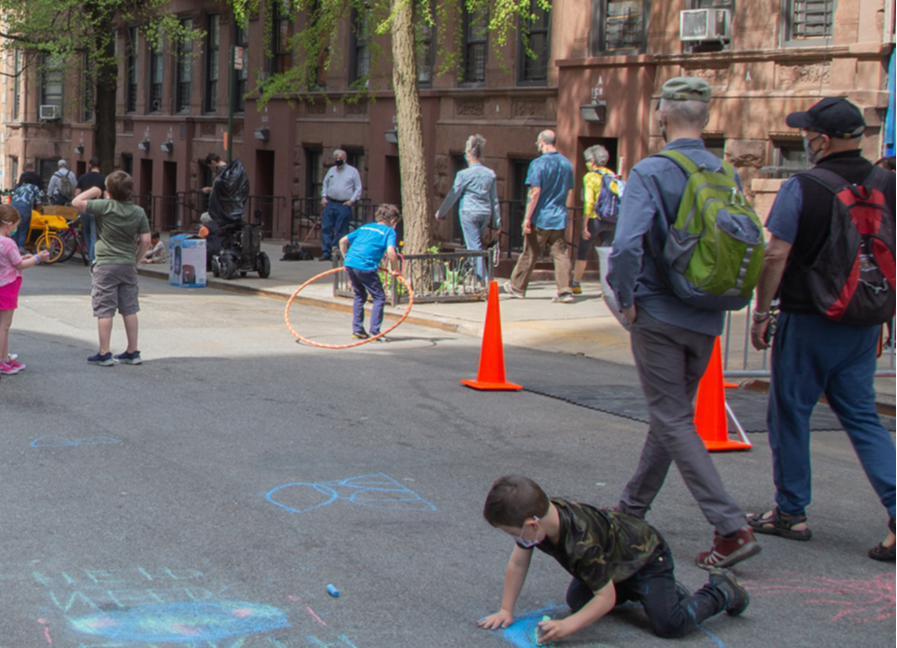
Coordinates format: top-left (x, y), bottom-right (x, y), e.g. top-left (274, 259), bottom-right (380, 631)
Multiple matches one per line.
top-left (27, 208), bottom-right (68, 264)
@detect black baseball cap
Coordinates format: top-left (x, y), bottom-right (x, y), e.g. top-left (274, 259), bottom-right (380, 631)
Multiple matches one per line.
top-left (786, 97), bottom-right (866, 139)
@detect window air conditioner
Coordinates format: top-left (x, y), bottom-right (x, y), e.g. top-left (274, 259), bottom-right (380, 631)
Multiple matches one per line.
top-left (39, 104), bottom-right (59, 120)
top-left (680, 9), bottom-right (731, 42)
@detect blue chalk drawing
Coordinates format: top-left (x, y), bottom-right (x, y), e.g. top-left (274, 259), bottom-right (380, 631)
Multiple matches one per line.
top-left (266, 473), bottom-right (437, 514)
top-left (502, 606), bottom-right (566, 648)
top-left (68, 600), bottom-right (289, 642)
top-left (31, 436), bottom-right (120, 448)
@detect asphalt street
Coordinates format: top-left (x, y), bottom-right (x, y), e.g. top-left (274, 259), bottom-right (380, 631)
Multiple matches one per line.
top-left (1, 264), bottom-right (894, 648)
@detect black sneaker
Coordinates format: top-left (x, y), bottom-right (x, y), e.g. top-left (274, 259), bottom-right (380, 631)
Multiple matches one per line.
top-left (114, 350), bottom-right (142, 365)
top-left (352, 331), bottom-right (369, 340)
top-left (87, 352), bottom-right (114, 366)
top-left (708, 568), bottom-right (750, 617)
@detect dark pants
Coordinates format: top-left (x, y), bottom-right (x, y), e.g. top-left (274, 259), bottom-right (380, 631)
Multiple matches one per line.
top-left (320, 202), bottom-right (352, 258)
top-left (576, 218), bottom-right (616, 261)
top-left (566, 540), bottom-right (726, 638)
top-left (768, 312), bottom-right (896, 518)
top-left (619, 309), bottom-right (747, 536)
top-left (11, 202), bottom-right (31, 251)
top-left (346, 267), bottom-right (385, 335)
top-left (51, 194), bottom-right (68, 206)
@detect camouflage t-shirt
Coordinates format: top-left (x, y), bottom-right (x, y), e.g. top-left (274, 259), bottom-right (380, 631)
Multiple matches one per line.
top-left (525, 498), bottom-right (660, 592)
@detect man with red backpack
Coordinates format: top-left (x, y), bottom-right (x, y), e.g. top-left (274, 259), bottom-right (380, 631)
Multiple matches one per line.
top-left (750, 97), bottom-right (896, 561)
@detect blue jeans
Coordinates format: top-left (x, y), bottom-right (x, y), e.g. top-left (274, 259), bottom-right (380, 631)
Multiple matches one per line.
top-left (320, 202), bottom-right (352, 258)
top-left (459, 211), bottom-right (490, 280)
top-left (346, 267), bottom-right (385, 335)
top-left (80, 213), bottom-right (96, 261)
top-left (768, 312), bottom-right (896, 518)
top-left (11, 202), bottom-right (31, 251)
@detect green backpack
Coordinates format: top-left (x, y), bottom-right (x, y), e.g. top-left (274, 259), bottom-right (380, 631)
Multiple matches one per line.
top-left (655, 150), bottom-right (765, 311)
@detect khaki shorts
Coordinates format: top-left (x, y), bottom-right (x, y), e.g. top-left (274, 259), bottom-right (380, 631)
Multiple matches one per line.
top-left (91, 264), bottom-right (140, 318)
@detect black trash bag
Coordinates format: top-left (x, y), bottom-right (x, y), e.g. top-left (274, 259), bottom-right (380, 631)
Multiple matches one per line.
top-left (208, 159), bottom-right (250, 226)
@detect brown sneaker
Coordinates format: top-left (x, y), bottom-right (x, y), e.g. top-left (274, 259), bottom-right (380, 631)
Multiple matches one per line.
top-left (696, 527), bottom-right (761, 570)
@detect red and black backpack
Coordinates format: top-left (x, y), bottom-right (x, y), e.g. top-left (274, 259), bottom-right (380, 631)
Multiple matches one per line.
top-left (797, 166), bottom-right (895, 327)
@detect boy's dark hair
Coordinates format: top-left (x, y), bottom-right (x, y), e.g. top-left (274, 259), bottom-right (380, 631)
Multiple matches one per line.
top-left (0, 204), bottom-right (22, 226)
top-left (151, 231), bottom-right (160, 240)
top-left (205, 152), bottom-right (222, 166)
top-left (375, 203), bottom-right (401, 224)
top-left (483, 475), bottom-right (550, 528)
top-left (105, 170), bottom-right (134, 201)
top-left (88, 157), bottom-right (100, 169)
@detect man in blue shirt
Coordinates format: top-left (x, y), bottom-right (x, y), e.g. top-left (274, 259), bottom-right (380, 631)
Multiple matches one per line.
top-left (607, 77), bottom-right (760, 570)
top-left (339, 204), bottom-right (400, 341)
top-left (503, 130), bottom-right (575, 303)
top-left (320, 150), bottom-right (363, 262)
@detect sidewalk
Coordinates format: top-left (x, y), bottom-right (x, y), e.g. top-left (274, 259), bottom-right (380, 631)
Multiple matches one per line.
top-left (139, 237), bottom-right (896, 410)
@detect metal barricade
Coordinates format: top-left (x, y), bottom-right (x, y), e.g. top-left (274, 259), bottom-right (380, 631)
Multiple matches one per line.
top-left (721, 310), bottom-right (896, 379)
top-left (333, 250), bottom-right (494, 306)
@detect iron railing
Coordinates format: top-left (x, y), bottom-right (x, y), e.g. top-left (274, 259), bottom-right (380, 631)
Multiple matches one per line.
top-left (333, 250), bottom-right (494, 306)
top-left (131, 193), bottom-right (285, 237)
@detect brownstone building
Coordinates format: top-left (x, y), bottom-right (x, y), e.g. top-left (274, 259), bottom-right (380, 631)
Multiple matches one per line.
top-left (2, 0), bottom-right (894, 248)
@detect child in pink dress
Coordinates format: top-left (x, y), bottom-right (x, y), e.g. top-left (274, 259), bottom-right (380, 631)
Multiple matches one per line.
top-left (0, 205), bottom-right (49, 375)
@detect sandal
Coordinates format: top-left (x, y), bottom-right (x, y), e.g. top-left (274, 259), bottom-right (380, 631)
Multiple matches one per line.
top-left (868, 517), bottom-right (896, 562)
top-left (747, 507), bottom-right (812, 541)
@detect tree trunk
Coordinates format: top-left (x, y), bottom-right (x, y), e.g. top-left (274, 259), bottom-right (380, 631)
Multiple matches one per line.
top-left (93, 19), bottom-right (117, 174)
top-left (390, 0), bottom-right (430, 256)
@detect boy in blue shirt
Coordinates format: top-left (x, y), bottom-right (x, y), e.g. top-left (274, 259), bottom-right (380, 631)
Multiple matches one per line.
top-left (338, 204), bottom-right (401, 341)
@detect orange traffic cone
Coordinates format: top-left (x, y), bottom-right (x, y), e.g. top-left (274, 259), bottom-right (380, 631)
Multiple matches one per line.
top-left (694, 338), bottom-right (751, 451)
top-left (461, 281), bottom-right (522, 391)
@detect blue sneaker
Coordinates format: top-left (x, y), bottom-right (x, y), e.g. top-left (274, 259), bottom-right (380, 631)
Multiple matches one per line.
top-left (87, 352), bottom-right (114, 366)
top-left (114, 350), bottom-right (142, 365)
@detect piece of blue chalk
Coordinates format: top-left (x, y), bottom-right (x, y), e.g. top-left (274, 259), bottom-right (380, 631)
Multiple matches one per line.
top-left (326, 583), bottom-right (339, 597)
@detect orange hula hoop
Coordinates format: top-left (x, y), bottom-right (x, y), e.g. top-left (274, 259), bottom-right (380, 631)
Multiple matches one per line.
top-left (285, 266), bottom-right (415, 349)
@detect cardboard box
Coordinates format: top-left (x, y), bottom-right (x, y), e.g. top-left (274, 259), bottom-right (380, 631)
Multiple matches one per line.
top-left (169, 235), bottom-right (207, 287)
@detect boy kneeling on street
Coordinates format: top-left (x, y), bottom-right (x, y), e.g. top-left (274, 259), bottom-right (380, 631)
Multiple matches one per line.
top-left (479, 476), bottom-right (749, 643)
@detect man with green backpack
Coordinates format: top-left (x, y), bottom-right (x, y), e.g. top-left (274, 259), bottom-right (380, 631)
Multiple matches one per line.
top-left (607, 77), bottom-right (765, 570)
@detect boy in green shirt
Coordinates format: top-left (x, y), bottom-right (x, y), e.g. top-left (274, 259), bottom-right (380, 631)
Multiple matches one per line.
top-left (479, 475), bottom-right (749, 643)
top-left (73, 171), bottom-right (151, 366)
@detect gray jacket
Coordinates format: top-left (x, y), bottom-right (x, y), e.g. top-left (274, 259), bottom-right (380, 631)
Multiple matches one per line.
top-left (436, 163), bottom-right (500, 227)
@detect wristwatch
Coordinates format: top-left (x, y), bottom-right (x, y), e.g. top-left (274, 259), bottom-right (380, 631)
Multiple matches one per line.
top-left (752, 310), bottom-right (770, 323)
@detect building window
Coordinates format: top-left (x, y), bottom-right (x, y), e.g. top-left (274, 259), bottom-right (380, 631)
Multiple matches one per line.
top-left (9, 157), bottom-right (17, 190)
top-left (784, 0), bottom-right (835, 43)
top-left (82, 55), bottom-right (94, 123)
top-left (233, 23), bottom-right (249, 113)
top-left (518, 1), bottom-right (550, 85)
top-left (12, 49), bottom-right (20, 121)
top-left (126, 27), bottom-right (138, 113)
top-left (345, 149), bottom-right (365, 185)
top-left (462, 4), bottom-right (488, 84)
top-left (350, 4), bottom-right (371, 84)
top-left (685, 0), bottom-right (733, 53)
top-left (148, 33), bottom-right (164, 113)
top-left (269, 1), bottom-right (293, 77)
top-left (40, 53), bottom-right (64, 110)
top-left (591, 0), bottom-right (649, 55)
top-left (121, 153), bottom-right (133, 175)
top-left (205, 14), bottom-right (219, 113)
top-left (774, 139), bottom-right (810, 169)
top-left (306, 148), bottom-right (323, 200)
top-left (175, 17), bottom-right (193, 113)
top-left (416, 10), bottom-right (435, 87)
top-left (703, 137), bottom-right (726, 160)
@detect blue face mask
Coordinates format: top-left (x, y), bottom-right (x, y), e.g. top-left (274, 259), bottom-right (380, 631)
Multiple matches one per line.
top-left (517, 516), bottom-right (541, 548)
top-left (9, 228), bottom-right (16, 236)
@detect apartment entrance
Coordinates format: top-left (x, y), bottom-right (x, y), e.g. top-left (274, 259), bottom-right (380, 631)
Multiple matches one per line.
top-left (255, 150), bottom-right (275, 234)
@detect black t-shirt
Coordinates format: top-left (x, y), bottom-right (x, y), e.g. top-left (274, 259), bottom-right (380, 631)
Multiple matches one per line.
top-left (76, 171), bottom-right (107, 193)
top-left (780, 150), bottom-right (896, 314)
top-left (16, 171), bottom-right (43, 190)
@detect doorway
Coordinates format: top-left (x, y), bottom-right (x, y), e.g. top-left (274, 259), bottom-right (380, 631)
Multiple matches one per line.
top-left (139, 159), bottom-right (153, 227)
top-left (383, 156), bottom-right (401, 206)
top-left (255, 150), bottom-right (275, 234)
top-left (162, 161), bottom-right (177, 229)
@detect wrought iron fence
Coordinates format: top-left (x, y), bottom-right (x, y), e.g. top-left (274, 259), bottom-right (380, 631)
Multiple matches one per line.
top-left (132, 193), bottom-right (285, 236)
top-left (288, 198), bottom-right (398, 245)
top-left (333, 250), bottom-right (494, 306)
top-left (247, 195), bottom-right (287, 239)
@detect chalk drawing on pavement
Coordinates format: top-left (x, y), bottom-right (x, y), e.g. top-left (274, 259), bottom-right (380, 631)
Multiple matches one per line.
top-left (266, 472), bottom-right (437, 514)
top-left (68, 600), bottom-right (290, 642)
top-left (747, 572), bottom-right (895, 623)
top-left (31, 436), bottom-right (120, 448)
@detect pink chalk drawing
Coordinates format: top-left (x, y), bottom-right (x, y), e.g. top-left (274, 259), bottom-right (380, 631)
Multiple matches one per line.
top-left (37, 618), bottom-right (52, 645)
top-left (306, 606), bottom-right (327, 626)
top-left (747, 572), bottom-right (895, 623)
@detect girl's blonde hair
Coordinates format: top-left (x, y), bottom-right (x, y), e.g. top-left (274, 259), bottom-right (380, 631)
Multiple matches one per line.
top-left (0, 204), bottom-right (22, 226)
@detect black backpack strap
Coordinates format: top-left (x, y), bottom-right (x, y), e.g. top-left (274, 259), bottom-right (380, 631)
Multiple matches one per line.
top-left (861, 166), bottom-right (892, 193)
top-left (796, 167), bottom-right (850, 195)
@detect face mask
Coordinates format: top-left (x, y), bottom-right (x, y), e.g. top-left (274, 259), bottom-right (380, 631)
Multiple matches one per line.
top-left (658, 118), bottom-right (668, 143)
top-left (517, 516), bottom-right (541, 548)
top-left (803, 136), bottom-right (823, 165)
top-left (9, 227), bottom-right (16, 236)
top-left (335, 159), bottom-right (345, 168)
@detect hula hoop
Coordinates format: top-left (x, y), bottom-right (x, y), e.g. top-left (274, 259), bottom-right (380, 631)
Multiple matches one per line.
top-left (285, 266), bottom-right (415, 349)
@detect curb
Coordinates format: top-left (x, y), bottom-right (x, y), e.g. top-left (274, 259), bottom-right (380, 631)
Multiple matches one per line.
top-left (136, 267), bottom-right (462, 334)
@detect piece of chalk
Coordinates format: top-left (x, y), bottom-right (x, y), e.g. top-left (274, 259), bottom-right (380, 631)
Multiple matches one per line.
top-left (326, 584), bottom-right (339, 597)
